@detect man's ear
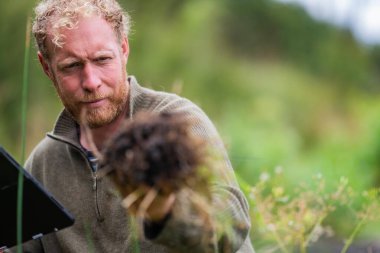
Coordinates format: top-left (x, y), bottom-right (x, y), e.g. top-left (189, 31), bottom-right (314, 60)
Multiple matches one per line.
top-left (38, 51), bottom-right (54, 81)
top-left (121, 37), bottom-right (129, 63)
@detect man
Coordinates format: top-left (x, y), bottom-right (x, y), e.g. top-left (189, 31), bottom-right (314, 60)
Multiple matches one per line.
top-left (21, 0), bottom-right (254, 252)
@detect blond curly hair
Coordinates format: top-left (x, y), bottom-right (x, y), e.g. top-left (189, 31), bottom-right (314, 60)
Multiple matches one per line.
top-left (32, 0), bottom-right (131, 59)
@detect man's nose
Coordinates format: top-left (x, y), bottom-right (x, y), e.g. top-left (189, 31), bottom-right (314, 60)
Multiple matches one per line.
top-left (81, 63), bottom-right (101, 91)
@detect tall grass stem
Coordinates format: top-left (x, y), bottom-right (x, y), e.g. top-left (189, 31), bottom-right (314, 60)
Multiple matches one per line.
top-left (340, 218), bottom-right (366, 253)
top-left (17, 16), bottom-right (31, 253)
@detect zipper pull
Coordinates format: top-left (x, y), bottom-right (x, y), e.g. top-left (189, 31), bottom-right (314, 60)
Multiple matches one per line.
top-left (93, 173), bottom-right (97, 191)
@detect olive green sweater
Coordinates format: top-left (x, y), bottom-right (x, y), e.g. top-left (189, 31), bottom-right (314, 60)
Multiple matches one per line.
top-left (19, 77), bottom-right (254, 253)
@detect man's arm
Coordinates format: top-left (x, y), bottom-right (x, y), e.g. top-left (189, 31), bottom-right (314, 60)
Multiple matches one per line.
top-left (142, 110), bottom-right (253, 252)
top-left (120, 87), bottom-right (254, 251)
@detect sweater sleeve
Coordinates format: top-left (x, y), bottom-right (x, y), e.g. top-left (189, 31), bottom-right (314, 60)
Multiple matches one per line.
top-left (142, 95), bottom-right (253, 252)
top-left (8, 235), bottom-right (44, 253)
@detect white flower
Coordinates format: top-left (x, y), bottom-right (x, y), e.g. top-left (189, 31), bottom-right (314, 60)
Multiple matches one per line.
top-left (275, 165), bottom-right (283, 174)
top-left (267, 223), bottom-right (276, 232)
top-left (260, 172), bottom-right (270, 182)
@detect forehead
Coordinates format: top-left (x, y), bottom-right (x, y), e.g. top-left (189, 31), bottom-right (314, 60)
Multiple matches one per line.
top-left (46, 16), bottom-right (120, 60)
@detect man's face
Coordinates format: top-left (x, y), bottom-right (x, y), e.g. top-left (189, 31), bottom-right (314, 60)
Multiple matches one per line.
top-left (40, 16), bottom-right (129, 128)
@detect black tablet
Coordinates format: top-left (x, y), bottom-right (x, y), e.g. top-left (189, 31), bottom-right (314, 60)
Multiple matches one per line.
top-left (0, 146), bottom-right (75, 249)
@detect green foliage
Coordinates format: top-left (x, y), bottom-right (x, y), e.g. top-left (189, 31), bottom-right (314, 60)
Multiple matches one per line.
top-left (220, 0), bottom-right (372, 90)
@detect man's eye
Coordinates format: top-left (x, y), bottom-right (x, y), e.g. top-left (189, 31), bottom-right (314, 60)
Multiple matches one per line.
top-left (65, 62), bottom-right (81, 69)
top-left (96, 57), bottom-right (112, 62)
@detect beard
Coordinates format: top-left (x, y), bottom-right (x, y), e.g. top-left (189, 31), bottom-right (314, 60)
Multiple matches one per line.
top-left (57, 80), bottom-right (129, 129)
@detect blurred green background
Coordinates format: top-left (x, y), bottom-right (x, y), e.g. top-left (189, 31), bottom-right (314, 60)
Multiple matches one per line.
top-left (2, 0), bottom-right (380, 249)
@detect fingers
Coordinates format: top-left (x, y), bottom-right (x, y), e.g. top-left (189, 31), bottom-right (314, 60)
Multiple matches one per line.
top-left (121, 189), bottom-right (144, 210)
top-left (121, 186), bottom-right (176, 222)
top-left (137, 188), bottom-right (158, 218)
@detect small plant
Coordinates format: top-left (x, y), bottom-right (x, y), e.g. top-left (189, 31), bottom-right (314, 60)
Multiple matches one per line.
top-left (340, 188), bottom-right (380, 253)
top-left (247, 168), bottom-right (380, 253)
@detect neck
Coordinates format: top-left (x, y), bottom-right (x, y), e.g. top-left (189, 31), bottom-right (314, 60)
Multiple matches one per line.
top-left (79, 106), bottom-right (128, 152)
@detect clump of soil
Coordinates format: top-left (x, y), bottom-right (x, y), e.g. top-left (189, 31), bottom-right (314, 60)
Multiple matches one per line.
top-left (101, 112), bottom-right (210, 197)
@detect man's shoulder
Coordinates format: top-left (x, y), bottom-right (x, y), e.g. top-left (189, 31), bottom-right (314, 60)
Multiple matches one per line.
top-left (25, 135), bottom-right (64, 171)
top-left (130, 77), bottom-right (220, 139)
top-left (30, 134), bottom-right (60, 154)
top-left (130, 78), bottom-right (204, 115)
top-left (141, 87), bottom-right (211, 124)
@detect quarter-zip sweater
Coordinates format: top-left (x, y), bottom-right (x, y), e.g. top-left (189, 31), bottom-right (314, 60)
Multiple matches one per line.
top-left (21, 77), bottom-right (254, 253)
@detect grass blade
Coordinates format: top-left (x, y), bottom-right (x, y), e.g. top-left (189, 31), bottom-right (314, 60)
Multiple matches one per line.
top-left (17, 15), bottom-right (31, 253)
